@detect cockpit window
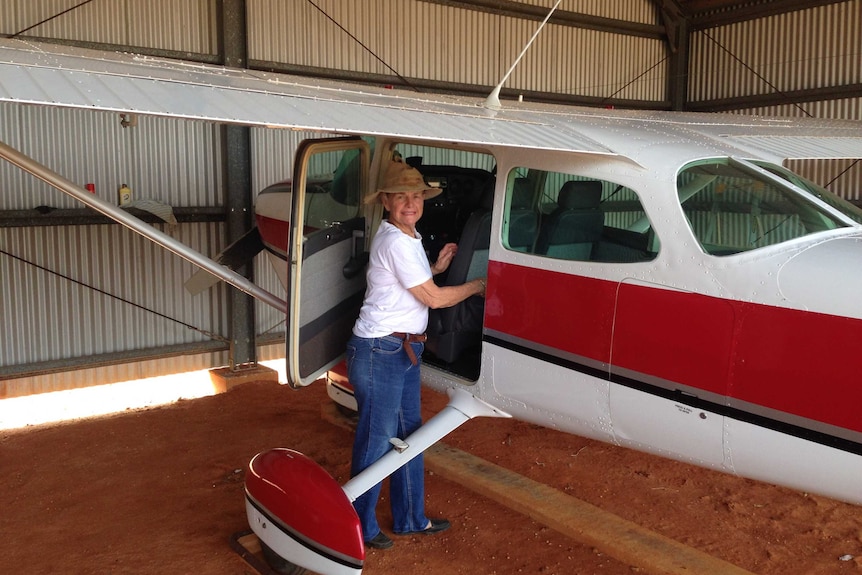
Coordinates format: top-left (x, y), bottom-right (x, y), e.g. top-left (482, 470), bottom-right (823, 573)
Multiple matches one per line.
top-left (678, 159), bottom-right (851, 256)
top-left (752, 161), bottom-right (862, 226)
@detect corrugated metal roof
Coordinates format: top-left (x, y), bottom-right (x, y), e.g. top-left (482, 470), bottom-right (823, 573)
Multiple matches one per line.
top-left (2, 39), bottom-right (862, 165)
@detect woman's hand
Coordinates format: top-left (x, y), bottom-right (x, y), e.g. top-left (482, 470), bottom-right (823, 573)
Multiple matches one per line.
top-left (430, 243), bottom-right (458, 275)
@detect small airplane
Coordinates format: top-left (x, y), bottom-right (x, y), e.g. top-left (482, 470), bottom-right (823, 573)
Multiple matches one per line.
top-left (2, 38), bottom-right (862, 575)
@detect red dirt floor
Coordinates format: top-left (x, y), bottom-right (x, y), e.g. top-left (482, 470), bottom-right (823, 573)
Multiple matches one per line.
top-left (1, 379), bottom-right (860, 574)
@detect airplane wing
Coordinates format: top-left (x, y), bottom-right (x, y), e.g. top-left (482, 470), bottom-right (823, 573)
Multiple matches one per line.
top-left (679, 119), bottom-right (862, 162)
top-left (0, 38), bottom-right (619, 158)
top-left (6, 38), bottom-right (862, 166)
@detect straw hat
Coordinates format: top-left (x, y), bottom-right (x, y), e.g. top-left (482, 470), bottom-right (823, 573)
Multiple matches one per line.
top-left (364, 160), bottom-right (442, 204)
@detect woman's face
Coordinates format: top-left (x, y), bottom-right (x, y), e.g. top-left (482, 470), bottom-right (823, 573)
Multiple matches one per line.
top-left (381, 190), bottom-right (425, 235)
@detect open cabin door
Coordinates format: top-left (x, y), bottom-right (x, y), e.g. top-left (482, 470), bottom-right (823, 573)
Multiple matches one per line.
top-left (286, 137), bottom-right (370, 387)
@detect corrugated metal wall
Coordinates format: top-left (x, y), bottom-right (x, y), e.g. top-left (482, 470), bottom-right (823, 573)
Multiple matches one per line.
top-left (0, 111), bottom-right (328, 396)
top-left (2, 0), bottom-right (861, 396)
top-left (0, 97), bottom-right (231, 396)
top-left (0, 222), bottom-right (228, 355)
top-left (248, 0), bottom-right (667, 102)
top-left (0, 104), bottom-right (224, 209)
top-left (0, 0), bottom-right (216, 54)
top-left (0, 221), bottom-right (230, 394)
top-left (688, 2), bottom-right (862, 104)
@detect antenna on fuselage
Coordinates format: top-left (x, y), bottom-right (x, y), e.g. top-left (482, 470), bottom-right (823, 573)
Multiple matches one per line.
top-left (484, 0), bottom-right (562, 110)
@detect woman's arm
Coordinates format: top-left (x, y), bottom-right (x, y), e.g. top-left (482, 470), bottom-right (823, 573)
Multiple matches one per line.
top-left (408, 277), bottom-right (485, 309)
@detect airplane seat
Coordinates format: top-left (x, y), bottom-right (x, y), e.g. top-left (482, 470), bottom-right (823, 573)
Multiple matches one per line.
top-left (536, 180), bottom-right (604, 260)
top-left (506, 177), bottom-right (539, 252)
top-left (426, 180), bottom-right (494, 364)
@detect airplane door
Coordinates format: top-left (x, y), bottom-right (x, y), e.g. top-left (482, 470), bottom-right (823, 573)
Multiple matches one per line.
top-left (609, 280), bottom-right (731, 467)
top-left (286, 137), bottom-right (370, 387)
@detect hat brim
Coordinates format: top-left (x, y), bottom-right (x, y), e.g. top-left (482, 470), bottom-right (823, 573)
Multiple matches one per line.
top-left (363, 186), bottom-right (443, 204)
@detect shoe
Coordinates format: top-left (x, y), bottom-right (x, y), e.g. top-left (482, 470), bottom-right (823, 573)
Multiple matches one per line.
top-left (394, 518), bottom-right (451, 536)
top-left (364, 531), bottom-right (394, 550)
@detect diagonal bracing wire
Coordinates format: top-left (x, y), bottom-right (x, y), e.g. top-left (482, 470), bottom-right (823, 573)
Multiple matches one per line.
top-left (303, 0), bottom-right (419, 91)
top-left (0, 246), bottom-right (229, 344)
top-left (824, 159), bottom-right (860, 189)
top-left (601, 55), bottom-right (669, 106)
top-left (10, 0), bottom-right (97, 39)
top-left (701, 29), bottom-right (813, 118)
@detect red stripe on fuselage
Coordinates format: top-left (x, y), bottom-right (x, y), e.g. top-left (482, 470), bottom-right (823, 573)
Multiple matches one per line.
top-left (256, 214), bottom-right (289, 254)
top-left (485, 261), bottom-right (862, 434)
top-left (486, 262), bottom-right (615, 366)
top-left (255, 214), bottom-right (318, 254)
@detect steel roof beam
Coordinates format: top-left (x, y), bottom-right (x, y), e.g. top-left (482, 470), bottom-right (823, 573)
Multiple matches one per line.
top-left (687, 82), bottom-right (862, 112)
top-left (424, 0), bottom-right (666, 39)
top-left (685, 0), bottom-right (849, 29)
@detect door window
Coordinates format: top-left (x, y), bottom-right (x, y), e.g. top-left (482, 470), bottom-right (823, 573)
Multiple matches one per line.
top-left (286, 138), bottom-right (370, 387)
top-left (502, 168), bottom-right (659, 262)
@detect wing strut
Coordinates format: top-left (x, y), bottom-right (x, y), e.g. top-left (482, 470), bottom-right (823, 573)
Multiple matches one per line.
top-left (0, 140), bottom-right (287, 313)
top-left (342, 387), bottom-right (510, 500)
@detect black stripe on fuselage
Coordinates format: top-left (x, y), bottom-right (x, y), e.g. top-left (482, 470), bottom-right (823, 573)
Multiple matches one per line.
top-left (483, 334), bottom-right (862, 457)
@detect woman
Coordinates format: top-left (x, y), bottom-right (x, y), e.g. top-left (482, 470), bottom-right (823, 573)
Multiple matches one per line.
top-left (347, 159), bottom-right (486, 550)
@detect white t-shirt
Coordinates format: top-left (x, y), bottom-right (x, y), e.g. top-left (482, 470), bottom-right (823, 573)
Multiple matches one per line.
top-left (353, 220), bottom-right (432, 338)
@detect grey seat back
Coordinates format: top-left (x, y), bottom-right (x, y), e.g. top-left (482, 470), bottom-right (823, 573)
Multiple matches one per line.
top-left (537, 180), bottom-right (604, 259)
top-left (506, 178), bottom-right (539, 252)
top-left (426, 180), bottom-right (494, 364)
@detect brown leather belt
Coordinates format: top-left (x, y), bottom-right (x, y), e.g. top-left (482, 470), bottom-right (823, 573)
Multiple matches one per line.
top-left (390, 332), bottom-right (427, 365)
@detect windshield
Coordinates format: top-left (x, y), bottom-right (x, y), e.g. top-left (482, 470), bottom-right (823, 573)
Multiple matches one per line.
top-left (677, 159), bottom-right (851, 256)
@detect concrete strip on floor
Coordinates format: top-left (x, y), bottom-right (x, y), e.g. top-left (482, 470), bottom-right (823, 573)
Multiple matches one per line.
top-left (321, 402), bottom-right (755, 575)
top-left (424, 442), bottom-right (756, 575)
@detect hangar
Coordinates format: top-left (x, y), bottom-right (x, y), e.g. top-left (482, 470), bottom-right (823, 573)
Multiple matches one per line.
top-left (1, 0), bottom-right (860, 398)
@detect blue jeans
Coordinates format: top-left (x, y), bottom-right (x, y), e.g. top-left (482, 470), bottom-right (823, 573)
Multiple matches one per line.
top-left (346, 334), bottom-right (429, 539)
